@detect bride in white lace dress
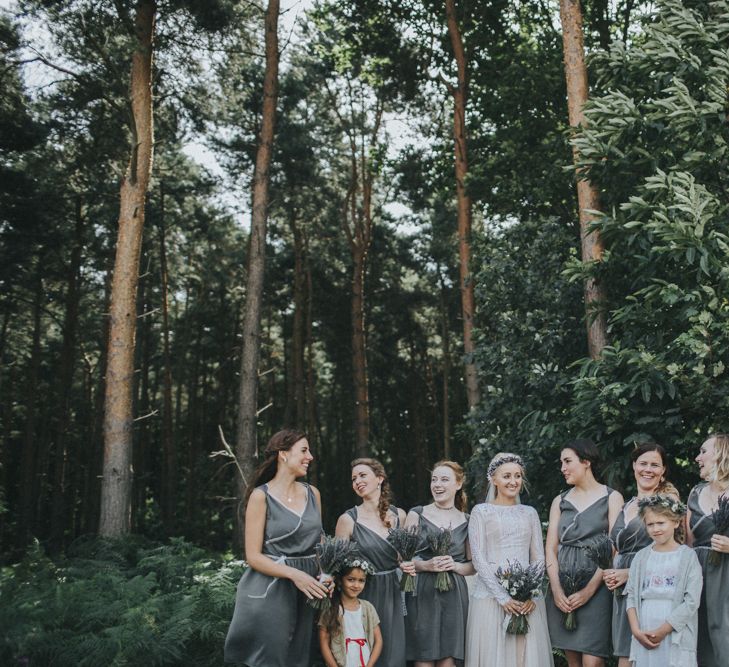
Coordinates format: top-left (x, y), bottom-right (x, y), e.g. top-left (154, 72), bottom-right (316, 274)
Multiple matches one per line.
top-left (465, 453), bottom-right (554, 667)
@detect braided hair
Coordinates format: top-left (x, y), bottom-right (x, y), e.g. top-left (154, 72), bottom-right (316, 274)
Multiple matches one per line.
top-left (351, 458), bottom-right (395, 527)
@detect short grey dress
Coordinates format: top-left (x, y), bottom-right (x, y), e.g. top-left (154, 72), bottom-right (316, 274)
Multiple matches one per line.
top-left (689, 483), bottom-right (728, 667)
top-left (346, 507), bottom-right (405, 667)
top-left (224, 484), bottom-right (321, 666)
top-left (405, 507), bottom-right (470, 663)
top-left (610, 498), bottom-right (651, 657)
top-left (546, 488), bottom-right (614, 658)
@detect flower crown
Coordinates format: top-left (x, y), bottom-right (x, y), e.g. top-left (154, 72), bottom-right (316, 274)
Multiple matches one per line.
top-left (338, 557), bottom-right (375, 576)
top-left (487, 454), bottom-right (524, 481)
top-left (638, 494), bottom-right (686, 517)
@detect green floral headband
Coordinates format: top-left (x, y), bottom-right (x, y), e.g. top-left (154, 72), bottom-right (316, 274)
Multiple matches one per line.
top-left (638, 494), bottom-right (686, 516)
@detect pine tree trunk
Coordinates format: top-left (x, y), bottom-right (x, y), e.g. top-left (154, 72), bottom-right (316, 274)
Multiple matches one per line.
top-left (49, 197), bottom-right (84, 551)
top-left (290, 213), bottom-right (306, 429)
top-left (445, 0), bottom-right (480, 412)
top-left (158, 182), bottom-right (176, 531)
top-left (351, 246), bottom-right (370, 457)
top-left (99, 0), bottom-right (156, 537)
top-left (234, 0), bottom-right (280, 551)
top-left (16, 271), bottom-right (43, 548)
top-left (559, 0), bottom-right (608, 359)
top-left (438, 269), bottom-right (452, 459)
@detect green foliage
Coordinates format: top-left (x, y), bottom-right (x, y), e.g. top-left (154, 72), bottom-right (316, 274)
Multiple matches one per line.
top-left (0, 538), bottom-right (246, 666)
top-left (565, 0), bottom-right (729, 486)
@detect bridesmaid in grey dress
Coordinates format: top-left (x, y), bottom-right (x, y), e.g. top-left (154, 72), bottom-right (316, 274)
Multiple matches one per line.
top-left (405, 461), bottom-right (474, 667)
top-left (602, 442), bottom-right (679, 667)
top-left (687, 433), bottom-right (729, 667)
top-left (335, 458), bottom-right (408, 667)
top-left (224, 430), bottom-right (329, 666)
top-left (545, 439), bottom-right (623, 667)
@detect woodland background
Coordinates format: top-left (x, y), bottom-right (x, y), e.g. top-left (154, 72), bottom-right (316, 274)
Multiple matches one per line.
top-left (1, 0), bottom-right (728, 663)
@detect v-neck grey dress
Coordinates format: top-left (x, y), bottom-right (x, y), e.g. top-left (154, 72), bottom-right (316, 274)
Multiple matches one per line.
top-left (688, 482), bottom-right (728, 667)
top-left (405, 507), bottom-right (470, 664)
top-left (546, 489), bottom-right (614, 658)
top-left (610, 498), bottom-right (651, 657)
top-left (224, 484), bottom-right (321, 666)
top-left (346, 506), bottom-right (405, 667)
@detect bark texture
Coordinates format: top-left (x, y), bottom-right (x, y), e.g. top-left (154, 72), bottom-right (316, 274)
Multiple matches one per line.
top-left (445, 0), bottom-right (480, 411)
top-left (234, 0), bottom-right (280, 545)
top-left (99, 0), bottom-right (156, 537)
top-left (559, 0), bottom-right (609, 358)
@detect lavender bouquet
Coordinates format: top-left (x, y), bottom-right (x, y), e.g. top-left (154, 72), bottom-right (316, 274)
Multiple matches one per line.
top-left (558, 566), bottom-right (595, 631)
top-left (495, 560), bottom-right (545, 634)
top-left (387, 525), bottom-right (420, 592)
top-left (307, 536), bottom-right (360, 610)
top-left (583, 533), bottom-right (617, 595)
top-left (427, 527), bottom-right (454, 592)
top-left (709, 495), bottom-right (729, 566)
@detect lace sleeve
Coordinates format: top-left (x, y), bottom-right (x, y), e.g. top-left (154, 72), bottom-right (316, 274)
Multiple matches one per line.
top-left (528, 507), bottom-right (546, 568)
top-left (468, 505), bottom-right (511, 604)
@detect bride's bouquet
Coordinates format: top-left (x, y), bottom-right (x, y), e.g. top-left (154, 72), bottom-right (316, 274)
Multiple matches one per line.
top-left (494, 560), bottom-right (545, 634)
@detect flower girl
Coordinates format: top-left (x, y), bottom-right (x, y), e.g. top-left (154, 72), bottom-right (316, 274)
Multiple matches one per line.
top-left (625, 495), bottom-right (702, 667)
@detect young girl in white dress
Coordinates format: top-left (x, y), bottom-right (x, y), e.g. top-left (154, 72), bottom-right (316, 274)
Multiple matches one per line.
top-left (319, 558), bottom-right (383, 667)
top-left (465, 452), bottom-right (554, 667)
top-left (625, 495), bottom-right (702, 667)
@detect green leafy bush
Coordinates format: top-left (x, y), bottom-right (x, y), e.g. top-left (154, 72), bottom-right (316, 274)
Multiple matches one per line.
top-left (0, 537), bottom-right (246, 666)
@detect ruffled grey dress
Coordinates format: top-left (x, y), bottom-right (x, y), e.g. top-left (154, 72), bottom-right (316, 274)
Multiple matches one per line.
top-left (224, 484), bottom-right (321, 666)
top-left (610, 498), bottom-right (651, 657)
top-left (405, 507), bottom-right (470, 663)
top-left (546, 489), bottom-right (614, 658)
top-left (689, 482), bottom-right (729, 667)
top-left (346, 507), bottom-right (405, 667)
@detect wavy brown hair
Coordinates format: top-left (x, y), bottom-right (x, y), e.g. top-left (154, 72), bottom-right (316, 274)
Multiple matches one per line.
top-left (432, 460), bottom-right (468, 511)
top-left (631, 442), bottom-right (679, 498)
top-left (351, 458), bottom-right (394, 527)
top-left (244, 429), bottom-right (307, 505)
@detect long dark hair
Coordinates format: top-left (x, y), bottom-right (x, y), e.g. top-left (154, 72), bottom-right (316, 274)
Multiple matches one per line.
top-left (564, 438), bottom-right (602, 480)
top-left (244, 429), bottom-right (307, 505)
top-left (351, 458), bottom-right (394, 527)
top-left (319, 565), bottom-right (366, 635)
top-left (631, 441), bottom-right (679, 497)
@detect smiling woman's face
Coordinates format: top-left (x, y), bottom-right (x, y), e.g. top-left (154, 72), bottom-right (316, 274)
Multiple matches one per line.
top-left (696, 437), bottom-right (717, 481)
top-left (633, 450), bottom-right (665, 493)
top-left (351, 464), bottom-right (381, 498)
top-left (491, 462), bottom-right (523, 500)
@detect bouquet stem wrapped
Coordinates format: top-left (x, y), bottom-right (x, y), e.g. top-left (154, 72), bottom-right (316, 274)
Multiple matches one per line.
top-left (558, 567), bottom-right (594, 631)
top-left (387, 526), bottom-right (420, 592)
top-left (307, 536), bottom-right (360, 611)
top-left (495, 560), bottom-right (545, 635)
top-left (427, 527), bottom-right (454, 592)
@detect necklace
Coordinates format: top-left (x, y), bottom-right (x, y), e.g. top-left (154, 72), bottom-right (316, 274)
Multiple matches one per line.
top-left (434, 504), bottom-right (455, 510)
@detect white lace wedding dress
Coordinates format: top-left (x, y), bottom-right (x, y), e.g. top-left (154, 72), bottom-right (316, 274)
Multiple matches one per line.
top-left (466, 503), bottom-right (554, 667)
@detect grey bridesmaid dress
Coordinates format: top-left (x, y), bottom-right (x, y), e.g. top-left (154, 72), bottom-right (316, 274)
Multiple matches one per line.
top-left (405, 507), bottom-right (469, 664)
top-left (346, 506), bottom-right (406, 667)
top-left (224, 484), bottom-right (321, 666)
top-left (546, 489), bottom-right (614, 658)
top-left (689, 482), bottom-right (727, 667)
top-left (610, 498), bottom-right (651, 657)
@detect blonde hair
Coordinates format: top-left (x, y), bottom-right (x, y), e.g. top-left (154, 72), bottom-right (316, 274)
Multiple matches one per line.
top-left (432, 460), bottom-right (468, 511)
top-left (486, 452), bottom-right (527, 502)
top-left (708, 434), bottom-right (729, 484)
